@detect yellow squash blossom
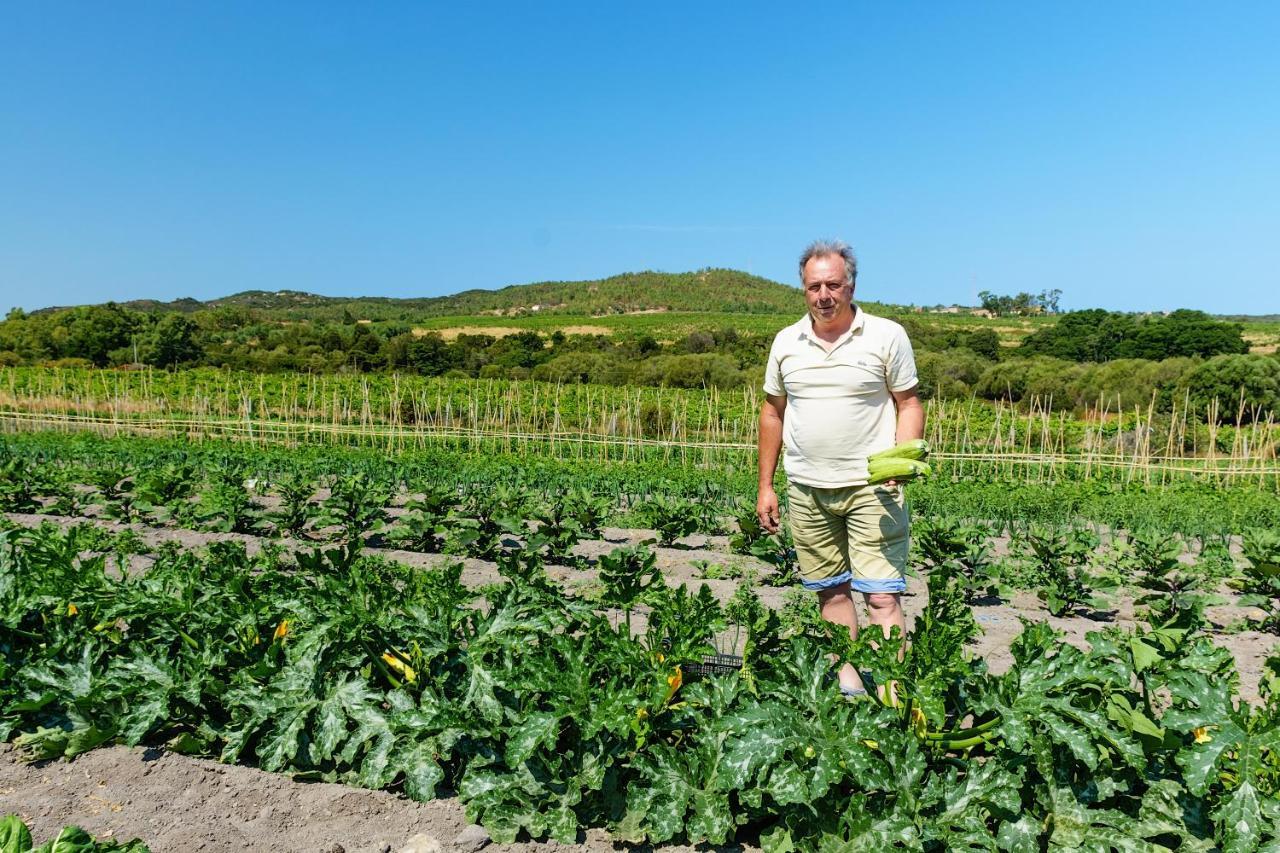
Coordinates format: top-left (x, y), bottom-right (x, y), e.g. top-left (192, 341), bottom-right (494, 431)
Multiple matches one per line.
top-left (663, 665), bottom-right (683, 703)
top-left (381, 652), bottom-right (417, 683)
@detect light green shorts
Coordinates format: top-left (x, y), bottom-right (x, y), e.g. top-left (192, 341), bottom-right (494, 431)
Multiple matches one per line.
top-left (787, 482), bottom-right (910, 593)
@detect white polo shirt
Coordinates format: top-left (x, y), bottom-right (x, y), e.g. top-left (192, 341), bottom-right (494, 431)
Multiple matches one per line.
top-left (763, 308), bottom-right (918, 488)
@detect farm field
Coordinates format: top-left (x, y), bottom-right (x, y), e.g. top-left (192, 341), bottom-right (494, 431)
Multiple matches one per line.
top-left (3, 428), bottom-right (1280, 851)
top-left (4, 367), bottom-right (1278, 487)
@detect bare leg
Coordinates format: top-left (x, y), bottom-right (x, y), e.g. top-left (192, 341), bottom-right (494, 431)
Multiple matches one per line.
top-left (863, 592), bottom-right (905, 638)
top-left (817, 583), bottom-right (865, 692)
top-left (863, 591), bottom-right (905, 703)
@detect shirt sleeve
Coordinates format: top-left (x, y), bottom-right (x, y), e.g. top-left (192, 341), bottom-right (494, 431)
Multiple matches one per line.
top-left (763, 337), bottom-right (784, 396)
top-left (885, 323), bottom-right (919, 392)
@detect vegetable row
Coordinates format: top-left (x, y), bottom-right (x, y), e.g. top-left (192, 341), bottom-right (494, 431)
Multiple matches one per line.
top-left (4, 523), bottom-right (1280, 850)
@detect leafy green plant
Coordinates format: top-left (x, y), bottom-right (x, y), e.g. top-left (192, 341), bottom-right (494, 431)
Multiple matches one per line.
top-left (598, 543), bottom-right (661, 633)
top-left (1234, 528), bottom-right (1280, 633)
top-left (0, 815), bottom-right (150, 852)
top-left (560, 486), bottom-right (612, 539)
top-left (388, 484), bottom-right (456, 553)
top-left (690, 559), bottom-right (741, 580)
top-left (1195, 532), bottom-right (1240, 581)
top-left (776, 586), bottom-right (826, 637)
top-left (315, 473), bottom-right (391, 543)
top-left (1013, 526), bottom-right (1104, 617)
top-left (912, 516), bottom-right (999, 602)
top-left (752, 526), bottom-right (798, 587)
top-left (195, 466), bottom-right (263, 533)
top-left (446, 484), bottom-right (529, 560)
top-left (728, 497), bottom-right (768, 554)
top-left (133, 462), bottom-right (198, 523)
top-left (639, 494), bottom-right (704, 546)
top-left (0, 457), bottom-right (49, 513)
top-left (265, 472), bottom-right (317, 536)
top-left (527, 499), bottom-right (587, 565)
top-left (88, 468), bottom-right (141, 523)
top-left (43, 469), bottom-right (92, 517)
top-left (1118, 530), bottom-right (1218, 632)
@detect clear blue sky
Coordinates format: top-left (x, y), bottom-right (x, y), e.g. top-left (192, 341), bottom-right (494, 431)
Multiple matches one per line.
top-left (3, 2), bottom-right (1278, 314)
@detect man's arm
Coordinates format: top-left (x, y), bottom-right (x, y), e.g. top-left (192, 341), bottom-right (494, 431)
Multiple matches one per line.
top-left (892, 385), bottom-right (924, 442)
top-left (756, 394), bottom-right (787, 533)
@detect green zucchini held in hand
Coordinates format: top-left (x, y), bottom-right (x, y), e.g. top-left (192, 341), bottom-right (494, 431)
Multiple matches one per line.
top-left (866, 439), bottom-right (932, 485)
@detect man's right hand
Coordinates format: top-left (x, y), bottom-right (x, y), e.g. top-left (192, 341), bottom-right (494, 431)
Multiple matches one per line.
top-left (757, 487), bottom-right (780, 533)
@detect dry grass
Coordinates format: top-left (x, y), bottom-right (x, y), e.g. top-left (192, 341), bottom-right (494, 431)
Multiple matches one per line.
top-left (413, 326), bottom-right (526, 340)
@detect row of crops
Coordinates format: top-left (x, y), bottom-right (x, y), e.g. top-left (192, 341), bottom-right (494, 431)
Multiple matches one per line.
top-left (4, 431), bottom-right (1280, 539)
top-left (4, 514), bottom-right (1280, 850)
top-left (7, 432), bottom-right (1280, 638)
top-left (4, 366), bottom-right (1277, 484)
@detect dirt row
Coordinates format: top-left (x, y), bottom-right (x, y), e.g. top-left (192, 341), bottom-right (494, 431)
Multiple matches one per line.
top-left (0, 742), bottom-right (674, 853)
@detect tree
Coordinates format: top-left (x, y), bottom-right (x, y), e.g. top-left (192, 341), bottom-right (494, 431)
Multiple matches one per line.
top-left (1021, 309), bottom-right (1247, 364)
top-left (143, 314), bottom-right (203, 367)
top-left (979, 290), bottom-right (1059, 316)
top-left (1183, 354), bottom-right (1280, 424)
top-left (60, 304), bottom-right (142, 366)
top-left (347, 323), bottom-right (384, 370)
top-left (1036, 288), bottom-right (1063, 314)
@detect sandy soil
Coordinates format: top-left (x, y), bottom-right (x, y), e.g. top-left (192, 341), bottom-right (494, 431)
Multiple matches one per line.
top-left (0, 742), bottom-right (719, 853)
top-left (4, 509), bottom-right (1276, 852)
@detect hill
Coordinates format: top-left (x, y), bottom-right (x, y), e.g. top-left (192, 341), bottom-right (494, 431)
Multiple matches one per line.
top-left (31, 269), bottom-right (804, 321)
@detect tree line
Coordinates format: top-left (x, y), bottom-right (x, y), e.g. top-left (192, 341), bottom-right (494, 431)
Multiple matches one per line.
top-left (0, 303), bottom-right (1274, 423)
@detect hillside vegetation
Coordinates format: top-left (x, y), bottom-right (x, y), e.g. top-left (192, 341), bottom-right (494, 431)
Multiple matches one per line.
top-left (2, 270), bottom-right (1276, 424)
top-left (40, 268), bottom-right (804, 321)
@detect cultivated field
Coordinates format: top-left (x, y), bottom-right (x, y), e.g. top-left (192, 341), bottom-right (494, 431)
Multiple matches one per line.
top-left (3, 426), bottom-right (1280, 851)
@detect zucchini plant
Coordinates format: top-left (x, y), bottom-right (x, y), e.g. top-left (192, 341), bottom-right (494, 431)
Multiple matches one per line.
top-left (388, 484), bottom-right (456, 553)
top-left (1016, 526), bottom-right (1104, 617)
top-left (0, 815), bottom-right (150, 852)
top-left (5, 521), bottom-right (1280, 850)
top-left (265, 472), bottom-right (318, 537)
top-left (1235, 528), bottom-right (1280, 633)
top-left (912, 516), bottom-right (999, 603)
top-left (315, 473), bottom-right (391, 543)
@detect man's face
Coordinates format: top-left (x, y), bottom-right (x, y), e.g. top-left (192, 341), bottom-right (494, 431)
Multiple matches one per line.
top-left (802, 254), bottom-right (854, 325)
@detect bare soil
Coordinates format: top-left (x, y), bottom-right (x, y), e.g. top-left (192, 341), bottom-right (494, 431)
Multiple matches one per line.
top-left (0, 742), bottom-right (715, 853)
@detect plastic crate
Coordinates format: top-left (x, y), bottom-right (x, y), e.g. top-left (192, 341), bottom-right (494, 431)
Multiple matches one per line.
top-left (683, 652), bottom-right (743, 678)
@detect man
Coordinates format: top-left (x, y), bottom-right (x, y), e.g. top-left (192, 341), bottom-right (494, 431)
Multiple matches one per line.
top-left (756, 239), bottom-right (924, 696)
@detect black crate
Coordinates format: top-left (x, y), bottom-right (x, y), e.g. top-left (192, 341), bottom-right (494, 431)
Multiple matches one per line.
top-left (683, 653), bottom-right (743, 678)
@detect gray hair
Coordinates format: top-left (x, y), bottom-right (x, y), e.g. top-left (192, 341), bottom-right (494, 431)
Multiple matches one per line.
top-left (798, 239), bottom-right (857, 285)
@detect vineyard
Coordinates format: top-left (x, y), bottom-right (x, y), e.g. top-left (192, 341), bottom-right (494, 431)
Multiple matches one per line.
top-left (3, 367), bottom-right (1279, 486)
top-left (1, 426), bottom-right (1280, 851)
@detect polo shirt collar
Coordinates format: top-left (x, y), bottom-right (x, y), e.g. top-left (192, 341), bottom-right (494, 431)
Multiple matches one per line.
top-left (799, 304), bottom-right (865, 344)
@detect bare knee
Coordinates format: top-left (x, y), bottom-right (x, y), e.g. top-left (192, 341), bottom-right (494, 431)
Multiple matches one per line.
top-left (816, 583), bottom-right (852, 606)
top-left (864, 592), bottom-right (901, 613)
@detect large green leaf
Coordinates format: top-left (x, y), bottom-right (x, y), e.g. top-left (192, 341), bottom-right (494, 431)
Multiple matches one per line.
top-left (0, 815), bottom-right (34, 853)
